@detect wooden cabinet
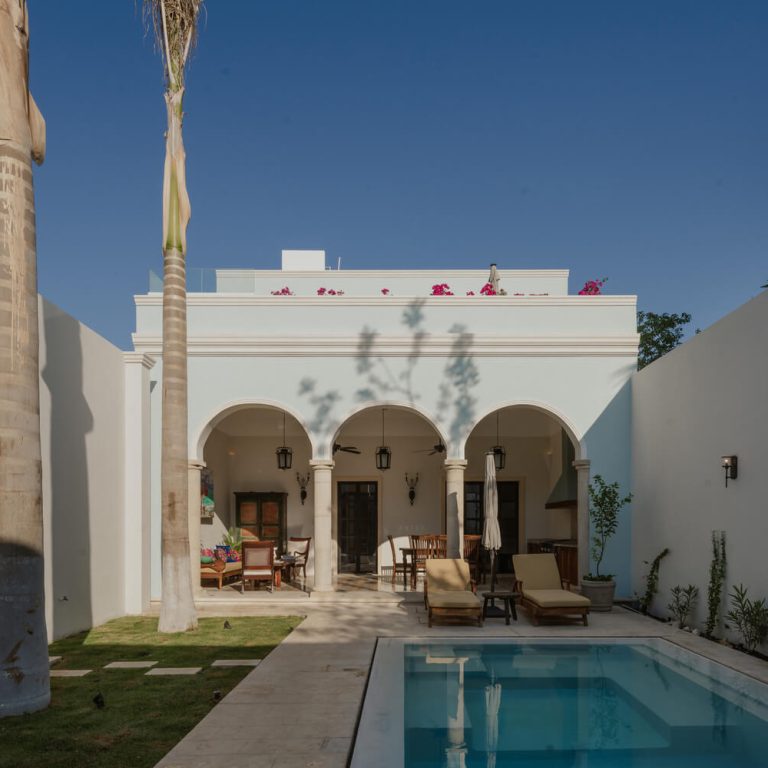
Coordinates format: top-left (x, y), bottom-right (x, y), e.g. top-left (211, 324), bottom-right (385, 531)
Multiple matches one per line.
top-left (234, 492), bottom-right (287, 554)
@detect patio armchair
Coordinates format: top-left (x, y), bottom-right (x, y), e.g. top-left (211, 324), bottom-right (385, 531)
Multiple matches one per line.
top-left (285, 536), bottom-right (311, 581)
top-left (241, 540), bottom-right (275, 592)
top-left (512, 553), bottom-right (590, 626)
top-left (387, 535), bottom-right (410, 586)
top-left (424, 559), bottom-right (483, 628)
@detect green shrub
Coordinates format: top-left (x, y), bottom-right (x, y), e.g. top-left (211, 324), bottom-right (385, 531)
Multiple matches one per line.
top-left (704, 531), bottom-right (726, 638)
top-left (727, 584), bottom-right (768, 652)
top-left (639, 548), bottom-right (670, 614)
top-left (586, 475), bottom-right (632, 580)
top-left (668, 584), bottom-right (698, 629)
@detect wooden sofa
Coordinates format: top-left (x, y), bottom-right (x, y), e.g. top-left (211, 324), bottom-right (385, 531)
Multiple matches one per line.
top-left (200, 560), bottom-right (242, 590)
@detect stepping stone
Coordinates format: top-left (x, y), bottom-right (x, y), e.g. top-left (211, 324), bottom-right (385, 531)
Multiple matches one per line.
top-left (104, 661), bottom-right (158, 669)
top-left (211, 659), bottom-right (262, 667)
top-left (48, 656), bottom-right (62, 666)
top-left (145, 667), bottom-right (202, 676)
top-left (50, 669), bottom-right (91, 677)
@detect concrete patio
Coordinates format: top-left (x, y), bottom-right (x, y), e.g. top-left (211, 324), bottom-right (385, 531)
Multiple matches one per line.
top-left (154, 594), bottom-right (768, 768)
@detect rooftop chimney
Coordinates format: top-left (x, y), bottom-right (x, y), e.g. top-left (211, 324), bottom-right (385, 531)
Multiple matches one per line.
top-left (281, 250), bottom-right (326, 271)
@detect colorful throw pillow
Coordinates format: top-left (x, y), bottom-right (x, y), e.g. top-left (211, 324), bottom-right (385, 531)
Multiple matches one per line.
top-left (200, 556), bottom-right (215, 564)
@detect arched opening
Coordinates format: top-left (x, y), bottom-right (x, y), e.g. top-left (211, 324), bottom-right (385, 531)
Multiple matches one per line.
top-left (464, 405), bottom-right (583, 583)
top-left (331, 405), bottom-right (447, 581)
top-left (198, 404), bottom-right (313, 592)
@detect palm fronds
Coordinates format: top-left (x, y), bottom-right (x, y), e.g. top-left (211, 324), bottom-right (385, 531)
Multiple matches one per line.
top-left (143, 0), bottom-right (204, 89)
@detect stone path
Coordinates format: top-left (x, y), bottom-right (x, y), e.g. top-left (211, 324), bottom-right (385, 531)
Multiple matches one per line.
top-left (153, 598), bottom-right (768, 768)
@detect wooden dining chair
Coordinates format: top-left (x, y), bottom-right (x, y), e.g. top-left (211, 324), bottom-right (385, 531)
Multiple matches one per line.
top-left (410, 534), bottom-right (433, 584)
top-left (387, 535), bottom-right (409, 586)
top-left (241, 540), bottom-right (274, 592)
top-left (463, 534), bottom-right (484, 584)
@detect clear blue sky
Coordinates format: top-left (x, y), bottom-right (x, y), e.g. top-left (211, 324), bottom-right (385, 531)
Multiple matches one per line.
top-left (30, 1), bottom-right (767, 348)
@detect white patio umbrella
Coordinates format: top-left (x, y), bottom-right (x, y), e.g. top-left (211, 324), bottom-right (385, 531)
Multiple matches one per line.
top-left (484, 681), bottom-right (502, 768)
top-left (482, 451), bottom-right (501, 592)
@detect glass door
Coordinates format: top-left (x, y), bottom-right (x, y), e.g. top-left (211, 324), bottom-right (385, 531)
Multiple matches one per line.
top-left (337, 481), bottom-right (378, 573)
top-left (463, 481), bottom-right (519, 572)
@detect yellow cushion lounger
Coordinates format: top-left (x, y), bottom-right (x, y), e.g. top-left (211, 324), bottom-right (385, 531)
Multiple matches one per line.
top-left (512, 553), bottom-right (591, 626)
top-left (425, 559), bottom-right (483, 627)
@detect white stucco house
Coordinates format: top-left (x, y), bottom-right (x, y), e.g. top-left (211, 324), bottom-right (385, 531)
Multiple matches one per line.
top-left (39, 250), bottom-right (767, 644)
top-left (123, 251), bottom-right (638, 611)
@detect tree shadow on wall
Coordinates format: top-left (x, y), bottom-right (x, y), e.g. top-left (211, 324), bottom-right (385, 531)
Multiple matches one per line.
top-left (298, 298), bottom-right (479, 452)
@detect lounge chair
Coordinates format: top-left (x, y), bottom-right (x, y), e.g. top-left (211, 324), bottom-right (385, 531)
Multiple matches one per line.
top-left (512, 553), bottom-right (590, 626)
top-left (425, 559), bottom-right (483, 627)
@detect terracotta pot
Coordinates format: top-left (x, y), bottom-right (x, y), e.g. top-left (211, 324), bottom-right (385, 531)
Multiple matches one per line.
top-left (580, 578), bottom-right (616, 612)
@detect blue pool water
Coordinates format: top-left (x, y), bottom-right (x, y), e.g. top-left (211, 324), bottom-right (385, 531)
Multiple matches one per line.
top-left (398, 641), bottom-right (768, 768)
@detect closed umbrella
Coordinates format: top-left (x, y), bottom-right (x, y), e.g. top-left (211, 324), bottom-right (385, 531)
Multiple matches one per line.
top-left (482, 452), bottom-right (501, 593)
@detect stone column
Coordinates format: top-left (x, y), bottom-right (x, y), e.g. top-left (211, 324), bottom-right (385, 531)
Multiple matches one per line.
top-left (574, 459), bottom-right (591, 584)
top-left (123, 353), bottom-right (155, 614)
top-left (444, 459), bottom-right (468, 558)
top-left (310, 459), bottom-right (335, 592)
top-left (188, 461), bottom-right (205, 596)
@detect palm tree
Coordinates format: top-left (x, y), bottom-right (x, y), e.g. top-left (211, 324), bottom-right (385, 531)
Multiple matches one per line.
top-left (0, 0), bottom-right (50, 716)
top-left (143, 0), bottom-right (204, 632)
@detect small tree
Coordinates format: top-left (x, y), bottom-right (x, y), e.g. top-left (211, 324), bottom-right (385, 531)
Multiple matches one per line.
top-left (668, 585), bottom-right (698, 629)
top-left (587, 475), bottom-right (632, 580)
top-left (637, 311), bottom-right (692, 369)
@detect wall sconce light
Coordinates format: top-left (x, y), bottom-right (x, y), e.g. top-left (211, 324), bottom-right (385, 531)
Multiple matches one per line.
top-left (405, 473), bottom-right (419, 505)
top-left (296, 472), bottom-right (310, 504)
top-left (721, 456), bottom-right (738, 487)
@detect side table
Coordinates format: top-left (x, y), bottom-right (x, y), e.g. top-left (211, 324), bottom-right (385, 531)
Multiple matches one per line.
top-left (482, 591), bottom-right (519, 624)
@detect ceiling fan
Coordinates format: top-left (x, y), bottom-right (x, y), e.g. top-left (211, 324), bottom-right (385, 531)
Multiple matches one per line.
top-left (333, 442), bottom-right (361, 455)
top-left (413, 442), bottom-right (446, 456)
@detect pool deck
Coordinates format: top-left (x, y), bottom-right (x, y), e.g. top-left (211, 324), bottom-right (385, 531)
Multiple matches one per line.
top-left (155, 594), bottom-right (768, 768)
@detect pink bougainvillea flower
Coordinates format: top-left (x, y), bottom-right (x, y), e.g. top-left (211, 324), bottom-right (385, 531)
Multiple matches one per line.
top-left (381, 288), bottom-right (390, 295)
top-left (480, 282), bottom-right (497, 295)
top-left (317, 287), bottom-right (327, 295)
top-left (271, 286), bottom-right (294, 296)
top-left (466, 290), bottom-right (475, 296)
top-left (431, 283), bottom-right (454, 296)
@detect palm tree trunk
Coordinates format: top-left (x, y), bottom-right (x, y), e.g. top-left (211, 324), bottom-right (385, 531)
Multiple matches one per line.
top-left (157, 88), bottom-right (197, 633)
top-left (0, 0), bottom-right (50, 716)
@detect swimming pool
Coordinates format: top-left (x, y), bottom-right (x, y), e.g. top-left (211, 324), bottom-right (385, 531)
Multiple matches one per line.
top-left (352, 638), bottom-right (768, 768)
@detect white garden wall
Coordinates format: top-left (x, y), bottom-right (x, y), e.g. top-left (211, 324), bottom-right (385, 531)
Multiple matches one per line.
top-left (39, 298), bottom-right (126, 641)
top-left (631, 291), bottom-right (768, 641)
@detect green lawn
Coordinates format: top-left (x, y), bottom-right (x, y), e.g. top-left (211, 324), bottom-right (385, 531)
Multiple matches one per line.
top-left (0, 616), bottom-right (302, 768)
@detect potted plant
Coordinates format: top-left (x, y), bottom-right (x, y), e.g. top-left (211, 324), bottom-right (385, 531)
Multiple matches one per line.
top-left (581, 475), bottom-right (632, 611)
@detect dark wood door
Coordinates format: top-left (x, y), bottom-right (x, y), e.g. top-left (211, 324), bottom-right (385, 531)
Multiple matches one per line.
top-left (463, 481), bottom-right (519, 572)
top-left (337, 481), bottom-right (378, 573)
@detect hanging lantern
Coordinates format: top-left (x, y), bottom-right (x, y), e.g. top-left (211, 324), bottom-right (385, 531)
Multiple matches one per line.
top-left (376, 409), bottom-right (391, 471)
top-left (276, 412), bottom-right (293, 470)
top-left (492, 412), bottom-right (506, 470)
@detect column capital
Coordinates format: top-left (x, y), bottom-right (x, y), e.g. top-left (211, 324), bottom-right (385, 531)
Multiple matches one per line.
top-left (573, 459), bottom-right (591, 472)
top-left (309, 459), bottom-right (335, 471)
top-left (123, 352), bottom-right (156, 369)
top-left (443, 459), bottom-right (468, 471)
